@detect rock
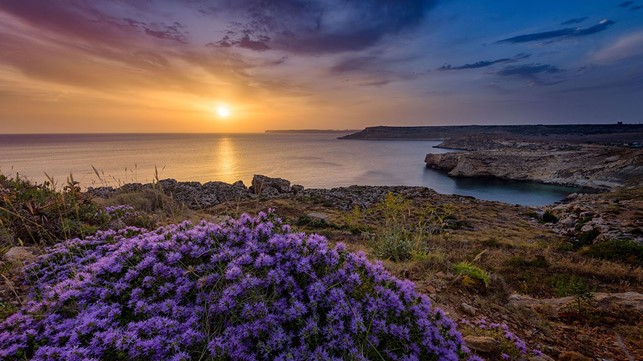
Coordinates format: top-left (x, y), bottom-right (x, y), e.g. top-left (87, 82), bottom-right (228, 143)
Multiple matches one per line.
top-left (464, 336), bottom-right (500, 353)
top-left (557, 351), bottom-right (592, 361)
top-left (251, 175), bottom-right (291, 195)
top-left (509, 292), bottom-right (643, 312)
top-left (306, 212), bottom-right (329, 223)
top-left (424, 144), bottom-right (642, 190)
top-left (291, 184), bottom-right (304, 194)
top-left (460, 302), bottom-right (478, 316)
top-left (231, 180), bottom-right (246, 189)
top-left (3, 247), bottom-right (37, 265)
top-left (529, 354), bottom-right (555, 361)
top-left (559, 217), bottom-right (576, 227)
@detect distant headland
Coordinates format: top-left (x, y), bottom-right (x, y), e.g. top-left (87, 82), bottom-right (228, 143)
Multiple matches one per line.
top-left (339, 124), bottom-right (643, 145)
top-left (265, 129), bottom-right (359, 134)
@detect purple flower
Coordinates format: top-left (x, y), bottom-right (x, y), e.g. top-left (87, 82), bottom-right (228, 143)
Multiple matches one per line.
top-left (1, 211), bottom-right (470, 360)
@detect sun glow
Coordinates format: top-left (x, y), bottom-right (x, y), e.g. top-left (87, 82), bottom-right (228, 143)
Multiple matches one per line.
top-left (216, 104), bottom-right (231, 118)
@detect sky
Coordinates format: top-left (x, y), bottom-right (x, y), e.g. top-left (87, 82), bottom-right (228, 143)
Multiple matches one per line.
top-left (0, 0), bottom-right (642, 133)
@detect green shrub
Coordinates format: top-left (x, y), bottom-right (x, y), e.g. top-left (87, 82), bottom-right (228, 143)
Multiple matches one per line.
top-left (369, 193), bottom-right (430, 262)
top-left (581, 239), bottom-right (643, 265)
top-left (542, 210), bottom-right (558, 223)
top-left (454, 261), bottom-right (490, 288)
top-left (506, 255), bottom-right (549, 268)
top-left (572, 228), bottom-right (600, 248)
top-left (0, 173), bottom-right (108, 246)
top-left (371, 228), bottom-right (415, 262)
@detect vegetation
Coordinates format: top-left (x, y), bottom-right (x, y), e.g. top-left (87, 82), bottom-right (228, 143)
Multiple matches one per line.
top-left (0, 173), bottom-right (107, 246)
top-left (454, 262), bottom-right (491, 288)
top-left (0, 212), bottom-right (471, 360)
top-left (580, 239), bottom-right (643, 266)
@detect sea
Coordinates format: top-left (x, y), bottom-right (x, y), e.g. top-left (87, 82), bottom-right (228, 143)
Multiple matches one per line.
top-left (0, 132), bottom-right (579, 206)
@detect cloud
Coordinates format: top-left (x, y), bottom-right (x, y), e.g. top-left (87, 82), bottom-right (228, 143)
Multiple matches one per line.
top-left (619, 1), bottom-right (634, 8)
top-left (561, 17), bottom-right (587, 25)
top-left (496, 63), bottom-right (564, 86)
top-left (497, 19), bottom-right (615, 44)
top-left (593, 31), bottom-right (643, 63)
top-left (438, 53), bottom-right (530, 71)
top-left (215, 0), bottom-right (437, 54)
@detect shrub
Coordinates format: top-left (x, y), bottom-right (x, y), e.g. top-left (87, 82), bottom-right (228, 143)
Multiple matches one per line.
top-left (541, 211), bottom-right (558, 224)
top-left (369, 193), bottom-right (434, 262)
top-left (572, 229), bottom-right (600, 249)
top-left (0, 212), bottom-right (472, 360)
top-left (0, 174), bottom-right (108, 246)
top-left (454, 262), bottom-right (490, 288)
top-left (580, 239), bottom-right (643, 265)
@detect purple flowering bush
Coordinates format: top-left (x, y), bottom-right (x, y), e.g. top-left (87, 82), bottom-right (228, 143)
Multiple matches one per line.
top-left (0, 211), bottom-right (471, 360)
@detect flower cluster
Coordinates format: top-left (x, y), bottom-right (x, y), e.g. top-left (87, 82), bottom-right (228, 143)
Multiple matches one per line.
top-left (460, 319), bottom-right (540, 360)
top-left (104, 205), bottom-right (135, 219)
top-left (1, 211), bottom-right (471, 360)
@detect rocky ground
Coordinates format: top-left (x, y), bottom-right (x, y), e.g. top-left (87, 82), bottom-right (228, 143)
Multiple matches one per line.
top-left (3, 174), bottom-right (642, 360)
top-left (425, 137), bottom-right (643, 190)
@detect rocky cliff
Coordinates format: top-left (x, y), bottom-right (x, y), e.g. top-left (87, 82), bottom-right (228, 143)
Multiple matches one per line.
top-left (425, 144), bottom-right (643, 190)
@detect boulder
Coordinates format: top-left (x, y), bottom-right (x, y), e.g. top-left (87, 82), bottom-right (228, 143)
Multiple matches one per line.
top-left (460, 302), bottom-right (478, 316)
top-left (464, 335), bottom-right (500, 353)
top-left (306, 212), bottom-right (329, 223)
top-left (251, 175), bottom-right (291, 195)
top-left (3, 247), bottom-right (38, 265)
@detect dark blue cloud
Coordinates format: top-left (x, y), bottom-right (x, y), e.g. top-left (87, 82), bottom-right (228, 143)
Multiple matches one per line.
top-left (561, 17), bottom-right (587, 25)
top-left (498, 64), bottom-right (562, 76)
top-left (496, 63), bottom-right (564, 86)
top-left (214, 0), bottom-right (437, 54)
top-left (619, 1), bottom-right (634, 8)
top-left (497, 19), bottom-right (615, 44)
top-left (439, 53), bottom-right (530, 71)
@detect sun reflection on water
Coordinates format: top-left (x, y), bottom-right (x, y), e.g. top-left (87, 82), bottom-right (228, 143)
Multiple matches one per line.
top-left (214, 137), bottom-right (237, 183)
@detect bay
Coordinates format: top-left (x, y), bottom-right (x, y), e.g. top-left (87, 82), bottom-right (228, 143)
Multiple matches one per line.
top-left (0, 132), bottom-right (578, 206)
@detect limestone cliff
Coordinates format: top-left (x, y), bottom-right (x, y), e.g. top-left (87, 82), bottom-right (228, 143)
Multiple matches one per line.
top-left (425, 145), bottom-right (643, 190)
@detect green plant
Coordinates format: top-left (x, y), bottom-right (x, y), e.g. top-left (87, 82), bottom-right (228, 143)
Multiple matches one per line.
top-left (572, 228), bottom-right (600, 248)
top-left (580, 239), bottom-right (643, 265)
top-left (506, 255), bottom-right (549, 268)
top-left (549, 275), bottom-right (595, 314)
top-left (371, 228), bottom-right (415, 262)
top-left (542, 210), bottom-right (558, 224)
top-left (454, 261), bottom-right (490, 288)
top-left (0, 173), bottom-right (108, 246)
top-left (369, 193), bottom-right (432, 262)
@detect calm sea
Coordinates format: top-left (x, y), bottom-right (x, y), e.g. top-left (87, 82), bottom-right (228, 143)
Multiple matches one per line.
top-left (0, 133), bottom-right (578, 206)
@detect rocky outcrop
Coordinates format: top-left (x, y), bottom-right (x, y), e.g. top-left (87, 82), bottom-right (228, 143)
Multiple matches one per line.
top-left (425, 145), bottom-right (643, 190)
top-left (250, 175), bottom-right (292, 196)
top-left (509, 292), bottom-right (643, 312)
top-left (544, 189), bottom-right (643, 243)
top-left (87, 175), bottom-right (309, 209)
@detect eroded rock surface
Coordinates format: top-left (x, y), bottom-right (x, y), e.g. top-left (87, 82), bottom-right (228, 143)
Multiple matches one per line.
top-left (425, 143), bottom-right (642, 190)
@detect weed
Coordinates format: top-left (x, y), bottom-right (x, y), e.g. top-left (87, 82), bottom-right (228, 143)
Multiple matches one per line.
top-left (454, 261), bottom-right (490, 288)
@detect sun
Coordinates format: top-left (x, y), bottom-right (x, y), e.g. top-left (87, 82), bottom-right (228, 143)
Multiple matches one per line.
top-left (216, 104), bottom-right (231, 118)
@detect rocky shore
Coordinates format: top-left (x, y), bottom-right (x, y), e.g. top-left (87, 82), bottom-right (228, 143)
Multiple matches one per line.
top-left (425, 138), bottom-right (643, 190)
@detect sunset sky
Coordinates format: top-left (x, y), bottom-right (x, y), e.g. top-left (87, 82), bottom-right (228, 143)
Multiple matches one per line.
top-left (1, 0), bottom-right (642, 133)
